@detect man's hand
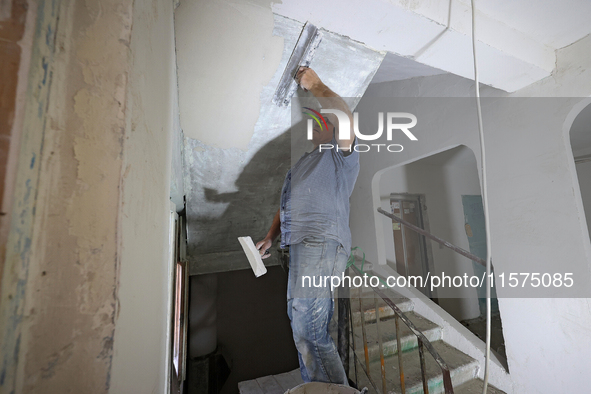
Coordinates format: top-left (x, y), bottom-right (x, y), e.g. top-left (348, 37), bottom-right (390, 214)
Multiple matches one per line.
top-left (257, 209), bottom-right (281, 259)
top-left (296, 67), bottom-right (355, 151)
top-left (296, 67), bottom-right (325, 93)
top-left (255, 238), bottom-right (273, 259)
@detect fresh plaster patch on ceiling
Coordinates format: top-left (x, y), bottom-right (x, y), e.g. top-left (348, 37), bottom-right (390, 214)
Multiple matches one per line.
top-left (182, 15), bottom-right (385, 265)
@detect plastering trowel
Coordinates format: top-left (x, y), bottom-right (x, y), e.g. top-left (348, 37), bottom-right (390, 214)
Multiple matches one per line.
top-left (272, 22), bottom-right (323, 107)
top-left (238, 236), bottom-right (268, 277)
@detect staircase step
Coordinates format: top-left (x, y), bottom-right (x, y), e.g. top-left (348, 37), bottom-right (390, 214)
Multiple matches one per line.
top-left (352, 312), bottom-right (442, 362)
top-left (351, 293), bottom-right (413, 325)
top-left (454, 379), bottom-right (506, 394)
top-left (238, 369), bottom-right (303, 394)
top-left (364, 341), bottom-right (478, 394)
top-left (349, 274), bottom-right (406, 297)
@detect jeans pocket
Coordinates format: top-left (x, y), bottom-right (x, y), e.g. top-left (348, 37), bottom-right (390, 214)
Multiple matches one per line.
top-left (302, 235), bottom-right (325, 248)
top-left (337, 244), bottom-right (349, 258)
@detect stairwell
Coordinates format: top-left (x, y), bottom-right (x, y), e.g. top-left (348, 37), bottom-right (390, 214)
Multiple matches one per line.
top-left (239, 276), bottom-right (506, 394)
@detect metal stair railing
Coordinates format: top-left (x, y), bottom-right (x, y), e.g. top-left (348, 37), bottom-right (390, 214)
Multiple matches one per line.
top-left (341, 206), bottom-right (488, 394)
top-left (377, 208), bottom-right (485, 267)
top-left (347, 263), bottom-right (454, 394)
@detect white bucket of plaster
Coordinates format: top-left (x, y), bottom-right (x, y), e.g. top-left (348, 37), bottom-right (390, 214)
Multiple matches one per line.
top-left (284, 382), bottom-right (364, 394)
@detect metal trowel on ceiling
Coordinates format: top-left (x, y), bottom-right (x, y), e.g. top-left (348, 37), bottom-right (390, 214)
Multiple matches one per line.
top-left (272, 22), bottom-right (323, 107)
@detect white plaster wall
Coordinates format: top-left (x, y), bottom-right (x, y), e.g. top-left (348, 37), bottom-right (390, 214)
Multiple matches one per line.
top-left (174, 0), bottom-right (284, 150)
top-left (109, 0), bottom-right (176, 392)
top-left (512, 33), bottom-right (591, 98)
top-left (351, 33), bottom-right (591, 393)
top-left (575, 161), bottom-right (591, 238)
top-left (352, 75), bottom-right (490, 270)
top-left (378, 148), bottom-right (482, 321)
top-left (496, 35), bottom-right (591, 394)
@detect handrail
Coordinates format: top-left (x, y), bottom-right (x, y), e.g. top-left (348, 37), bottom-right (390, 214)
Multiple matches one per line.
top-left (343, 207), bottom-right (481, 393)
top-left (349, 264), bottom-right (454, 394)
top-left (377, 207), bottom-right (486, 267)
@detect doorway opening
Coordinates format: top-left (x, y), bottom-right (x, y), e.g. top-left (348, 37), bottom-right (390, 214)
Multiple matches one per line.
top-left (379, 145), bottom-right (506, 362)
top-left (388, 193), bottom-right (433, 299)
top-left (569, 102), bottom-right (591, 239)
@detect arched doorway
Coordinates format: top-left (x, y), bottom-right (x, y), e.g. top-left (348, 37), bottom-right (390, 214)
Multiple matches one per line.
top-left (570, 102), bottom-right (591, 238)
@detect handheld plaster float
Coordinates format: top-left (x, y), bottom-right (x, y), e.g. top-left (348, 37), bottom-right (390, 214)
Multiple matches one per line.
top-left (238, 236), bottom-right (268, 277)
top-left (273, 22), bottom-right (323, 107)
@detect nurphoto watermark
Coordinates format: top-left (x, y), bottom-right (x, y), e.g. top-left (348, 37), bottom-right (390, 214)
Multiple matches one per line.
top-left (302, 107), bottom-right (417, 153)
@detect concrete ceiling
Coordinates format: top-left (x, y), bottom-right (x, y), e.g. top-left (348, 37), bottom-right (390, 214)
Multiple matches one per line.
top-left (453, 0), bottom-right (591, 49)
top-left (370, 52), bottom-right (446, 84)
top-left (272, 0), bottom-right (591, 92)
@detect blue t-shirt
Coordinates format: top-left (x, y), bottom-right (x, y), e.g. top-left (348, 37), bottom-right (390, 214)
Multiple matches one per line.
top-left (280, 138), bottom-right (360, 254)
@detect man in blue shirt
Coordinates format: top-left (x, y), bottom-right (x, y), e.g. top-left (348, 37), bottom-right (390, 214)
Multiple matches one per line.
top-left (256, 67), bottom-right (360, 385)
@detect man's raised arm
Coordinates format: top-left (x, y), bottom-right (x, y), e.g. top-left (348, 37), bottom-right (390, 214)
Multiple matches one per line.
top-left (296, 67), bottom-right (355, 151)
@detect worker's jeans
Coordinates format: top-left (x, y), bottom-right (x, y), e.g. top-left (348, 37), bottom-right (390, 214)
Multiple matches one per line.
top-left (287, 235), bottom-right (349, 385)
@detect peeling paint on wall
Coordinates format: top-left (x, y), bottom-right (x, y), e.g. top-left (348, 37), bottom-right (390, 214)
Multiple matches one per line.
top-left (0, 0), bottom-right (136, 391)
top-left (0, 0), bottom-right (62, 391)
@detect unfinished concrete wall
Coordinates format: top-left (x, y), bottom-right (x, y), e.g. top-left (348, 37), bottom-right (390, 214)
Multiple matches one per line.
top-left (0, 0), bottom-right (27, 213)
top-left (0, 0), bottom-right (131, 391)
top-left (0, 0), bottom-right (177, 392)
top-left (0, 0), bottom-right (35, 293)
